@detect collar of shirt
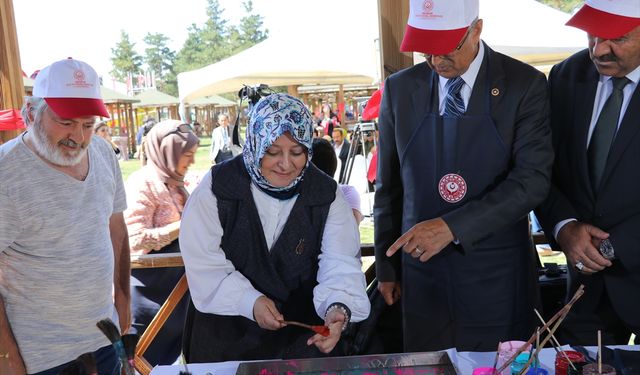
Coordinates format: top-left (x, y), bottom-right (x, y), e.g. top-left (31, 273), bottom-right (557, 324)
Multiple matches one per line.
top-left (587, 63), bottom-right (640, 146)
top-left (438, 40), bottom-right (485, 114)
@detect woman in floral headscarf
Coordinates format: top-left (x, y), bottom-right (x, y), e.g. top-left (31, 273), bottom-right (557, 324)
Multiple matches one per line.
top-left (180, 93), bottom-right (370, 362)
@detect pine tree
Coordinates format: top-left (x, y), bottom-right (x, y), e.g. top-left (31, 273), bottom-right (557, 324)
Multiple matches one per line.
top-left (143, 33), bottom-right (177, 95)
top-left (236, 1), bottom-right (268, 51)
top-left (110, 30), bottom-right (143, 82)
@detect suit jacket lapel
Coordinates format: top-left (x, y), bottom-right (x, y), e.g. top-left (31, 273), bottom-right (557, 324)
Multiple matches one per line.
top-left (483, 44), bottom-right (506, 116)
top-left (574, 64), bottom-right (599, 199)
top-left (601, 84), bottom-right (640, 186)
top-left (411, 62), bottom-right (435, 125)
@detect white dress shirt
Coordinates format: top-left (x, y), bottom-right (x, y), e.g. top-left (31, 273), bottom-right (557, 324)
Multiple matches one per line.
top-left (179, 170), bottom-right (370, 322)
top-left (438, 41), bottom-right (485, 114)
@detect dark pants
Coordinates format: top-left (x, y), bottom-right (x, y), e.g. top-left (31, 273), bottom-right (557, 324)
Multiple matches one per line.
top-left (130, 240), bottom-right (188, 366)
top-left (215, 149), bottom-right (233, 163)
top-left (30, 345), bottom-right (118, 375)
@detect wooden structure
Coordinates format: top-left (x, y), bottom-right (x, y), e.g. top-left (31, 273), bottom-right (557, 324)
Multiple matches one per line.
top-left (133, 89), bottom-right (180, 124)
top-left (0, 0), bottom-right (24, 143)
top-left (184, 95), bottom-right (236, 135)
top-left (101, 87), bottom-right (139, 156)
top-left (377, 0), bottom-right (412, 80)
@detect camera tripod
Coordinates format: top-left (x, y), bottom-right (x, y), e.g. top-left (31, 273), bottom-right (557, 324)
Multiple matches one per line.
top-left (341, 122), bottom-right (377, 214)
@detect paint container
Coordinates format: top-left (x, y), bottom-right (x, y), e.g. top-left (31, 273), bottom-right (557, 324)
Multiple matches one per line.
top-left (498, 341), bottom-right (532, 375)
top-left (555, 350), bottom-right (586, 375)
top-left (511, 353), bottom-right (537, 375)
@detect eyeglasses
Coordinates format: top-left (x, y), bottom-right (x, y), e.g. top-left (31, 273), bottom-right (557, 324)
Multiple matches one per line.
top-left (163, 123), bottom-right (193, 138)
top-left (424, 19), bottom-right (477, 60)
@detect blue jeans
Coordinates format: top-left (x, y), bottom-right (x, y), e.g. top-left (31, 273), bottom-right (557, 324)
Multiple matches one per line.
top-left (30, 345), bottom-right (119, 375)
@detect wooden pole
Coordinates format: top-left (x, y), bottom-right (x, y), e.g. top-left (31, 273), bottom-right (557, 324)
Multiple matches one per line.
top-left (0, 0), bottom-right (25, 141)
top-left (377, 0), bottom-right (413, 80)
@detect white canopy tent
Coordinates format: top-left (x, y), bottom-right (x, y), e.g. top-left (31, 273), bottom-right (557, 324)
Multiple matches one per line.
top-left (178, 0), bottom-right (587, 102)
top-left (178, 0), bottom-right (380, 102)
top-left (480, 0), bottom-right (586, 57)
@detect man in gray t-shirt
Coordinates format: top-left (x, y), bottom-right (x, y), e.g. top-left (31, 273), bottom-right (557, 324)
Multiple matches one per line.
top-left (0, 58), bottom-right (131, 374)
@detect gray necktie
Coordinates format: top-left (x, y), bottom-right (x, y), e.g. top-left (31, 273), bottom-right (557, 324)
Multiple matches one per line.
top-left (588, 77), bottom-right (630, 191)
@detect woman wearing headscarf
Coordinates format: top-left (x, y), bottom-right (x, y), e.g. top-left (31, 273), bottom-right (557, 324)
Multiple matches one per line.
top-left (180, 94), bottom-right (370, 362)
top-left (123, 120), bottom-right (199, 365)
top-left (94, 121), bottom-right (121, 158)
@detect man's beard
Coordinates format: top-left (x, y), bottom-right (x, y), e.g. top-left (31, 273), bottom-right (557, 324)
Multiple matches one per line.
top-left (30, 123), bottom-right (87, 166)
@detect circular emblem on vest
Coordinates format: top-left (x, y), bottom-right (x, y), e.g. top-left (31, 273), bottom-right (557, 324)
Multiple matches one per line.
top-left (438, 173), bottom-right (467, 203)
top-left (491, 88), bottom-right (500, 96)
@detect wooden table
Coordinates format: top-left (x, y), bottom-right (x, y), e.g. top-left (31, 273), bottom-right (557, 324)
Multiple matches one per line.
top-left (130, 253), bottom-right (187, 375)
top-left (129, 235), bottom-right (546, 374)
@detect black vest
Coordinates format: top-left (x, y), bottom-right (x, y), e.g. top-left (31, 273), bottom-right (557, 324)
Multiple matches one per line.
top-left (183, 156), bottom-right (337, 362)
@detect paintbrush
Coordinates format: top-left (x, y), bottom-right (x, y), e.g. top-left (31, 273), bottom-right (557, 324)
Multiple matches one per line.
top-left (492, 341), bottom-right (501, 374)
top-left (497, 284), bottom-right (585, 374)
top-left (534, 308), bottom-right (577, 371)
top-left (121, 333), bottom-right (139, 370)
top-left (179, 353), bottom-right (192, 375)
top-left (96, 318), bottom-right (134, 375)
top-left (598, 330), bottom-right (602, 374)
top-left (279, 320), bottom-right (331, 337)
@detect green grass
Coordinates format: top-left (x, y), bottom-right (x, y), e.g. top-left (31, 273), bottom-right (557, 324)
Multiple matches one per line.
top-left (120, 136), bottom-right (214, 181)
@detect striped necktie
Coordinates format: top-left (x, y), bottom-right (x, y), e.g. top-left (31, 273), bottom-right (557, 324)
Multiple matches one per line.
top-left (443, 77), bottom-right (466, 117)
top-left (588, 76), bottom-right (630, 191)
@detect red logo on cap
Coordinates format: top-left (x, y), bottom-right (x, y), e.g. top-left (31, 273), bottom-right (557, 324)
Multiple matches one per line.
top-left (418, 0), bottom-right (441, 19)
top-left (73, 69), bottom-right (85, 82)
top-left (438, 173), bottom-right (467, 203)
top-left (423, 0), bottom-right (434, 13)
top-left (67, 69), bottom-right (92, 89)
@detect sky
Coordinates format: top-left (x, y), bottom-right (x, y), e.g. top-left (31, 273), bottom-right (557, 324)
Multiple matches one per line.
top-left (13, 0), bottom-right (292, 79)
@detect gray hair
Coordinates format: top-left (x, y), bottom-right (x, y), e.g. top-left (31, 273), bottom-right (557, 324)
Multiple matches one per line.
top-left (21, 97), bottom-right (49, 128)
top-left (217, 113), bottom-right (229, 121)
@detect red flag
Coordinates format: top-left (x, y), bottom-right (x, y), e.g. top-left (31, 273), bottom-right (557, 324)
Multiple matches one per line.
top-left (362, 84), bottom-right (384, 121)
top-left (367, 150), bottom-right (378, 183)
top-left (0, 109), bottom-right (25, 131)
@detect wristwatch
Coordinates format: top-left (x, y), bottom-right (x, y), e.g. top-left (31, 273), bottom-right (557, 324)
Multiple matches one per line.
top-left (599, 238), bottom-right (616, 260)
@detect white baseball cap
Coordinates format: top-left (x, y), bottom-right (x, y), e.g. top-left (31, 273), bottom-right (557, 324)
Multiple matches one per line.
top-left (567, 0), bottom-right (640, 39)
top-left (401, 0), bottom-right (479, 55)
top-left (33, 58), bottom-right (109, 118)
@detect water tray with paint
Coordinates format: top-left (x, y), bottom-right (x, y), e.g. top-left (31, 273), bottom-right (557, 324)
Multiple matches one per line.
top-left (236, 351), bottom-right (457, 375)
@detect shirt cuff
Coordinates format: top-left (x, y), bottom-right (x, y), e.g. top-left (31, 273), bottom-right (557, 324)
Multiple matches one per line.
top-left (238, 288), bottom-right (264, 322)
top-left (553, 218), bottom-right (577, 241)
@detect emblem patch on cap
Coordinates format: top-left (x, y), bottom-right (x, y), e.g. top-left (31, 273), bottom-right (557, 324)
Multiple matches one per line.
top-left (438, 173), bottom-right (467, 203)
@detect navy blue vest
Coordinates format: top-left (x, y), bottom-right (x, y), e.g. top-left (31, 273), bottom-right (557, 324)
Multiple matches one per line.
top-left (183, 156), bottom-right (337, 362)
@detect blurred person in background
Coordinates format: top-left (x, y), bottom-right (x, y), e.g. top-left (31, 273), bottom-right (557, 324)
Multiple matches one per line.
top-left (94, 121), bottom-right (121, 158)
top-left (124, 120), bottom-right (199, 365)
top-left (312, 138), bottom-right (363, 224)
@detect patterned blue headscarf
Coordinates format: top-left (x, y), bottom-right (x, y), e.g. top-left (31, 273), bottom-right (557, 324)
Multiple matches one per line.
top-left (242, 93), bottom-right (314, 196)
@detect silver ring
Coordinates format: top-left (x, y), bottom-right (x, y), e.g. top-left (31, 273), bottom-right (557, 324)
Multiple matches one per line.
top-left (575, 261), bottom-right (584, 271)
top-left (415, 247), bottom-right (423, 255)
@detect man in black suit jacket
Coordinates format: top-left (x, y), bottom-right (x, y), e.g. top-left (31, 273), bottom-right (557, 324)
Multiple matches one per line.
top-left (536, 0), bottom-right (640, 345)
top-left (332, 127), bottom-right (350, 183)
top-left (374, 0), bottom-right (553, 352)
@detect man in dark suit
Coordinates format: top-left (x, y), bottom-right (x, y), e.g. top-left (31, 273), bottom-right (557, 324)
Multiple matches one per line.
top-left (332, 127), bottom-right (351, 183)
top-left (536, 0), bottom-right (640, 345)
top-left (374, 0), bottom-right (553, 352)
